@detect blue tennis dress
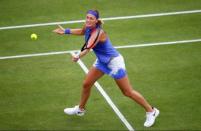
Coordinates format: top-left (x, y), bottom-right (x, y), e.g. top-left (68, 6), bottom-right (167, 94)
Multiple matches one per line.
top-left (85, 26), bottom-right (127, 79)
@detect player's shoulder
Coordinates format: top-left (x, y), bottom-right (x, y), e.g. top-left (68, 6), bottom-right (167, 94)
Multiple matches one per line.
top-left (92, 27), bottom-right (105, 36)
top-left (93, 28), bottom-right (107, 42)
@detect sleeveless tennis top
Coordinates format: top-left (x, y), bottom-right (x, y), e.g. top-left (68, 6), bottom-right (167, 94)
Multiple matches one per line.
top-left (85, 26), bottom-right (119, 63)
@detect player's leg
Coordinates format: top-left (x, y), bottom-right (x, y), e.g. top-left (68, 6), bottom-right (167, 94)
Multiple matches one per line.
top-left (108, 55), bottom-right (152, 111)
top-left (64, 66), bottom-right (104, 116)
top-left (115, 76), bottom-right (153, 112)
top-left (115, 76), bottom-right (159, 127)
top-left (79, 66), bottom-right (104, 109)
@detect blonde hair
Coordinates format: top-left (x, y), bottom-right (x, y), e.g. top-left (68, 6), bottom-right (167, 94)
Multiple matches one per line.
top-left (97, 19), bottom-right (104, 27)
top-left (92, 10), bottom-right (104, 27)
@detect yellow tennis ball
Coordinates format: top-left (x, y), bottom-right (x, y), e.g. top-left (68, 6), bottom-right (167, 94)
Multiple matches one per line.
top-left (31, 33), bottom-right (37, 40)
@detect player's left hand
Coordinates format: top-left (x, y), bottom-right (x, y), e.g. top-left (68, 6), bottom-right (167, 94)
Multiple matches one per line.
top-left (72, 55), bottom-right (79, 62)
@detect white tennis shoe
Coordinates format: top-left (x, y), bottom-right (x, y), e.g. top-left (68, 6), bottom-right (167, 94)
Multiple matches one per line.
top-left (64, 105), bottom-right (85, 116)
top-left (144, 107), bottom-right (159, 127)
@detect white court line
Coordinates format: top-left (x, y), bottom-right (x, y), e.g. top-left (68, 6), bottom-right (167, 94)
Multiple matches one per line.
top-left (0, 39), bottom-right (201, 60)
top-left (0, 10), bottom-right (201, 30)
top-left (70, 52), bottom-right (134, 131)
top-left (0, 50), bottom-right (78, 60)
top-left (115, 39), bottom-right (201, 49)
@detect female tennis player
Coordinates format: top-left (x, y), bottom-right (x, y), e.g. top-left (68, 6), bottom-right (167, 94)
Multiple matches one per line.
top-left (53, 10), bottom-right (159, 127)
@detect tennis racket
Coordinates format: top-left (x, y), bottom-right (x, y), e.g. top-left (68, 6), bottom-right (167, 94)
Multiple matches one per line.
top-left (81, 28), bottom-right (101, 51)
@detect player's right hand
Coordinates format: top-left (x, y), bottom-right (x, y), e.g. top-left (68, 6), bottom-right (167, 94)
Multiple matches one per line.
top-left (53, 28), bottom-right (64, 35)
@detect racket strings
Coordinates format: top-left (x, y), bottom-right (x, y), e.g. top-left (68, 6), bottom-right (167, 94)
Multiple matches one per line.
top-left (81, 28), bottom-right (101, 51)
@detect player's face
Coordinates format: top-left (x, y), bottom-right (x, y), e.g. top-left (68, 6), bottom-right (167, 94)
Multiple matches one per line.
top-left (86, 14), bottom-right (98, 28)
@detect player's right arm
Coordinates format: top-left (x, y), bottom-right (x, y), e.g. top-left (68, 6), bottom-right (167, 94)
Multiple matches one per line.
top-left (70, 28), bottom-right (85, 35)
top-left (53, 25), bottom-right (86, 35)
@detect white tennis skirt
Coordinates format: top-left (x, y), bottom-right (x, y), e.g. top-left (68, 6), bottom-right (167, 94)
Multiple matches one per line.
top-left (93, 55), bottom-right (127, 79)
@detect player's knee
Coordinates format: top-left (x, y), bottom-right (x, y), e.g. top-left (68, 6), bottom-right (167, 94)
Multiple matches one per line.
top-left (122, 90), bottom-right (132, 97)
top-left (82, 80), bottom-right (93, 89)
